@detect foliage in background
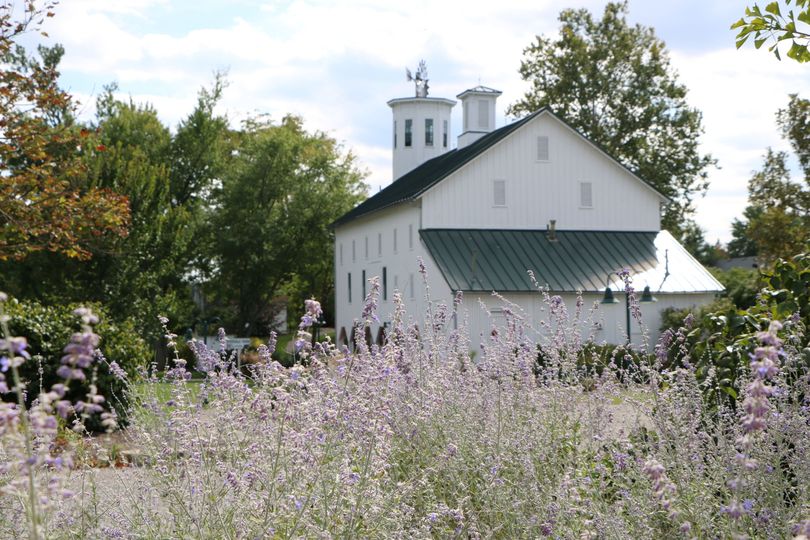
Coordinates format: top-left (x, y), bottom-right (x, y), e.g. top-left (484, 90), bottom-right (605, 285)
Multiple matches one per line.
top-left (733, 0), bottom-right (810, 62)
top-left (0, 5), bottom-right (129, 261)
top-left (212, 115), bottom-right (367, 333)
top-left (660, 253), bottom-right (810, 410)
top-left (729, 95), bottom-right (810, 263)
top-left (2, 297), bottom-right (149, 430)
top-left (507, 1), bottom-right (716, 241)
top-left (0, 80), bottom-right (227, 343)
top-left (711, 266), bottom-right (763, 310)
top-left (1, 55), bottom-right (364, 341)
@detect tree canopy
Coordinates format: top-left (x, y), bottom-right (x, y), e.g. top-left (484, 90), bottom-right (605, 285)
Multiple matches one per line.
top-left (0, 2), bottom-right (129, 261)
top-left (507, 1), bottom-right (716, 239)
top-left (212, 115), bottom-right (367, 333)
top-left (729, 95), bottom-right (810, 262)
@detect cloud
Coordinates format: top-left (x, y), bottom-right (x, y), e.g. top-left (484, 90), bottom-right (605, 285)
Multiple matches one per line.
top-left (29, 0), bottom-right (810, 244)
top-left (669, 47), bottom-right (805, 242)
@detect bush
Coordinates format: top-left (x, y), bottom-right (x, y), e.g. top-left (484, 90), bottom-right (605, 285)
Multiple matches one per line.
top-left (658, 253), bottom-right (810, 411)
top-left (709, 266), bottom-right (763, 310)
top-left (2, 297), bottom-right (149, 431)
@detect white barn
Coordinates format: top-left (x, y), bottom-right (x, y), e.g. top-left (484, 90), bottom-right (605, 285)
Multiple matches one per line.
top-left (332, 81), bottom-right (722, 349)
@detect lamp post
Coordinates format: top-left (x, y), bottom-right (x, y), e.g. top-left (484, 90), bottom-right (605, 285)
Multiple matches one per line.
top-left (193, 316), bottom-right (221, 347)
top-left (601, 275), bottom-right (656, 344)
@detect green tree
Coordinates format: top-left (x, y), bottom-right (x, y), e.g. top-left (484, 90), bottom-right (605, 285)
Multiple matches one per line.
top-left (213, 115), bottom-right (366, 332)
top-left (507, 1), bottom-right (715, 239)
top-left (730, 96), bottom-right (810, 263)
top-left (732, 0), bottom-right (810, 62)
top-left (0, 80), bottom-right (230, 342)
top-left (0, 4), bottom-right (129, 261)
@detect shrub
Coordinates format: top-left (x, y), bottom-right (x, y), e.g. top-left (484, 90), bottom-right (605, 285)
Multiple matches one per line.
top-left (2, 297), bottom-right (149, 430)
top-left (658, 253), bottom-right (810, 411)
top-left (709, 266), bottom-right (763, 310)
top-left (1, 274), bottom-right (808, 538)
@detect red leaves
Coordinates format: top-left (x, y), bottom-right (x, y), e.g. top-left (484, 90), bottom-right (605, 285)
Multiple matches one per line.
top-left (0, 1), bottom-right (130, 261)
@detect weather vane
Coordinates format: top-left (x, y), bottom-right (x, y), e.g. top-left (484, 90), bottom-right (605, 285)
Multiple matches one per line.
top-left (406, 60), bottom-right (429, 98)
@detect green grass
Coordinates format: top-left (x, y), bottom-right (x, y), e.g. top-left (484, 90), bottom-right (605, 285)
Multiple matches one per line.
top-left (132, 379), bottom-right (203, 406)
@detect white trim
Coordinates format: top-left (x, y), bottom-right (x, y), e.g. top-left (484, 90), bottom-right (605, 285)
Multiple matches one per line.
top-left (417, 109), bottom-right (669, 204)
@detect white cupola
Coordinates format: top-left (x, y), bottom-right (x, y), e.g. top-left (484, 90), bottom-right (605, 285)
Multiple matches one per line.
top-left (456, 86), bottom-right (502, 149)
top-left (387, 61), bottom-right (455, 180)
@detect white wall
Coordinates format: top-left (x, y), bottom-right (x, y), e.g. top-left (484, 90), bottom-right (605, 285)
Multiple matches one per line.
top-left (334, 203), bottom-right (453, 345)
top-left (460, 290), bottom-right (717, 353)
top-left (389, 97), bottom-right (455, 180)
top-left (421, 112), bottom-right (664, 231)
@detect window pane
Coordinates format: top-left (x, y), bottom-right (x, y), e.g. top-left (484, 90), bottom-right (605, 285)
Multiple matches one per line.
top-left (494, 180), bottom-right (506, 206)
top-left (478, 100), bottom-right (488, 129)
top-left (425, 118), bottom-right (434, 146)
top-left (537, 136), bottom-right (549, 161)
top-left (348, 273), bottom-right (352, 303)
top-left (405, 119), bottom-right (412, 147)
top-left (580, 182), bottom-right (593, 207)
top-left (443, 120), bottom-right (448, 147)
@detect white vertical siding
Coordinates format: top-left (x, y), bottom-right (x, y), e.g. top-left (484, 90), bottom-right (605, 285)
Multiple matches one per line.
top-left (462, 291), bottom-right (717, 353)
top-left (334, 204), bottom-right (453, 344)
top-left (421, 112), bottom-right (664, 231)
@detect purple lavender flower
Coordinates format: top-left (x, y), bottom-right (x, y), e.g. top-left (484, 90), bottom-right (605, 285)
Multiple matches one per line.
top-left (741, 320), bottom-right (783, 437)
top-left (108, 361), bottom-right (127, 381)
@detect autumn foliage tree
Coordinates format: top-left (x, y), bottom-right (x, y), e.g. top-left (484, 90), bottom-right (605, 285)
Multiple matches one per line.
top-left (0, 1), bottom-right (129, 261)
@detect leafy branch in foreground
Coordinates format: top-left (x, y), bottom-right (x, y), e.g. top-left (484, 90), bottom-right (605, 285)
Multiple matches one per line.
top-left (732, 0), bottom-right (810, 62)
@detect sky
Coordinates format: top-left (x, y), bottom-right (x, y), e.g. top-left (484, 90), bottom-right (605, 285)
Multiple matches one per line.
top-left (24, 0), bottom-right (810, 244)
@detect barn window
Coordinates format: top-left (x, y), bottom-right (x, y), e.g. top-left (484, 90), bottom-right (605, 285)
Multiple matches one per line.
top-left (405, 119), bottom-right (412, 147)
top-left (580, 182), bottom-right (593, 208)
top-left (382, 267), bottom-right (388, 301)
top-left (348, 273), bottom-right (352, 303)
top-left (443, 120), bottom-right (448, 147)
top-left (537, 136), bottom-right (549, 161)
top-left (362, 270), bottom-right (366, 299)
top-left (425, 118), bottom-right (434, 146)
top-left (478, 100), bottom-right (488, 129)
top-left (493, 179), bottom-right (506, 207)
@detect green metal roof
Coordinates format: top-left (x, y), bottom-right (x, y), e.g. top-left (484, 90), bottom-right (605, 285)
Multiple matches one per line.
top-left (332, 108), bottom-right (667, 228)
top-left (420, 229), bottom-right (724, 294)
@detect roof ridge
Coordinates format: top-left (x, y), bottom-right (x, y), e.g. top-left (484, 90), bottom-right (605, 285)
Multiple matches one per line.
top-left (331, 109), bottom-right (545, 228)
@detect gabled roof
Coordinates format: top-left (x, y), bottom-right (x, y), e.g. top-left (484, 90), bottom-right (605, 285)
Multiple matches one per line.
top-left (332, 108), bottom-right (667, 228)
top-left (420, 229), bottom-right (724, 294)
